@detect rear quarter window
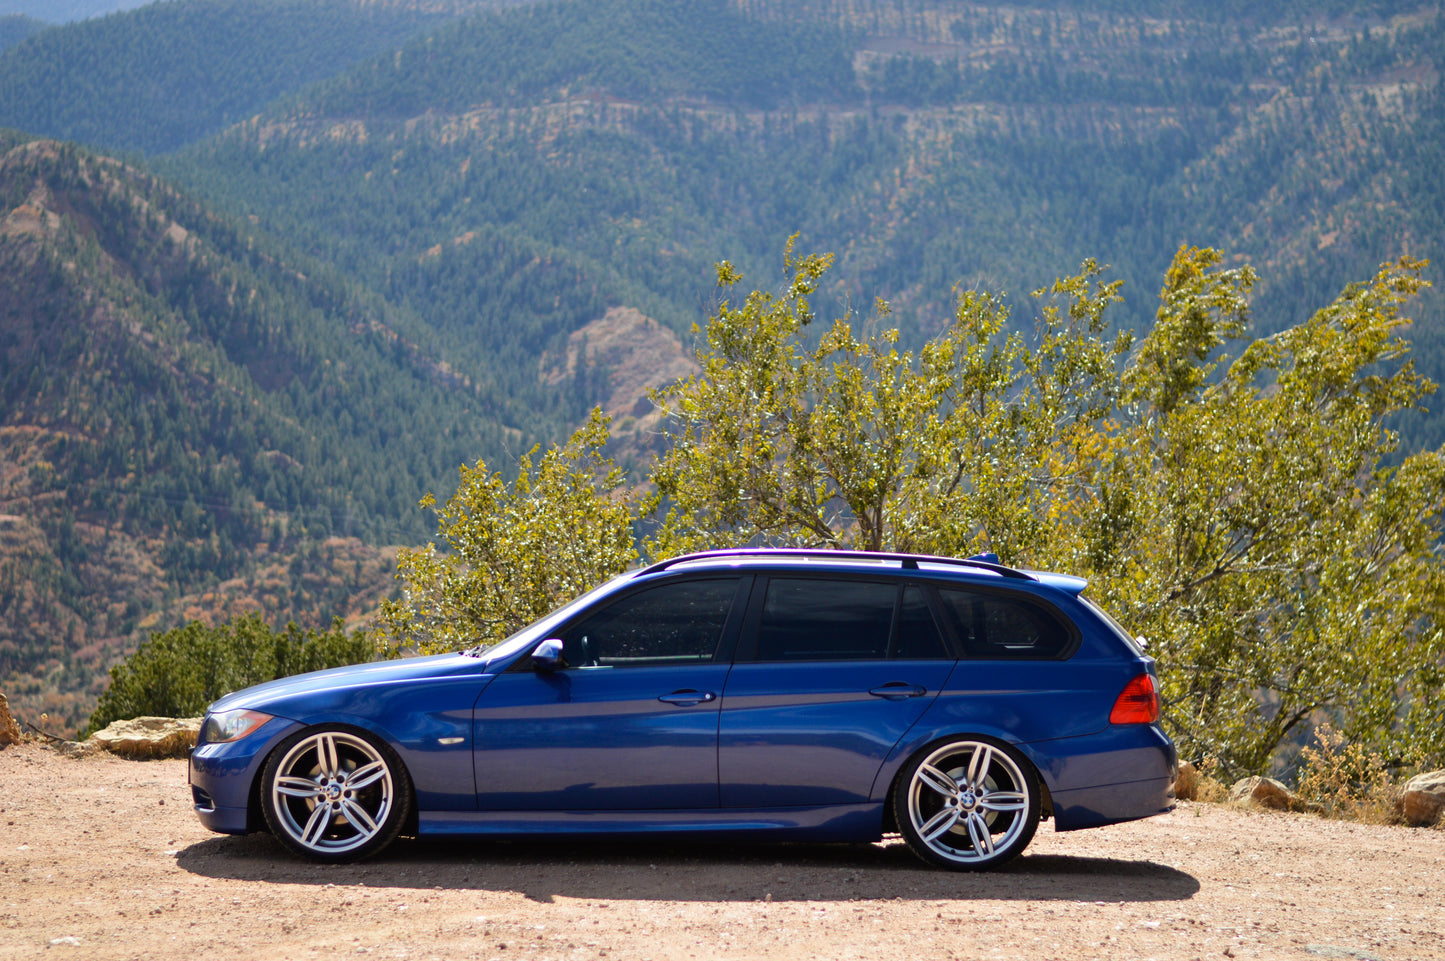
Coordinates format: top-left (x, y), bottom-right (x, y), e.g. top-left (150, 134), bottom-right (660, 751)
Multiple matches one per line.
top-left (934, 586), bottom-right (1076, 659)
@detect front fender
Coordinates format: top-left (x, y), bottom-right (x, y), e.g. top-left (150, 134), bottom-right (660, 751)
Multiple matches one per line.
top-left (258, 673), bottom-right (498, 812)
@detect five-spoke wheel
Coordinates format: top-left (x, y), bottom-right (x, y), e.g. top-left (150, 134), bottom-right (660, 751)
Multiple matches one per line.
top-left (261, 727), bottom-right (411, 862)
top-left (894, 737), bottom-right (1040, 870)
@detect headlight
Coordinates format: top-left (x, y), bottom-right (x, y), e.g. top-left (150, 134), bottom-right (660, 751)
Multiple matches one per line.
top-left (200, 709), bottom-right (273, 744)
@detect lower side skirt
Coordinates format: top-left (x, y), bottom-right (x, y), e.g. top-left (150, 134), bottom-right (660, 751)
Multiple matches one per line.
top-left (420, 803), bottom-right (883, 842)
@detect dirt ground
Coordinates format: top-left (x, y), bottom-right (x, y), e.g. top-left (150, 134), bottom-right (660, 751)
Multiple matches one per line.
top-left (1, 742), bottom-right (1441, 961)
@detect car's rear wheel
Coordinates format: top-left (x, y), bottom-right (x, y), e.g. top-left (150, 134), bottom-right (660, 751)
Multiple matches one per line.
top-left (260, 727), bottom-right (411, 862)
top-left (894, 736), bottom-right (1040, 870)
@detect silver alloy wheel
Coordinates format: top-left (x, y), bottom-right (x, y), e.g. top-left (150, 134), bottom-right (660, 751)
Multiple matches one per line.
top-left (903, 739), bottom-right (1033, 866)
top-left (269, 730), bottom-right (395, 856)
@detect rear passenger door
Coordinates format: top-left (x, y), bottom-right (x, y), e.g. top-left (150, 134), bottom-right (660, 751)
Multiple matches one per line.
top-left (718, 576), bottom-right (956, 808)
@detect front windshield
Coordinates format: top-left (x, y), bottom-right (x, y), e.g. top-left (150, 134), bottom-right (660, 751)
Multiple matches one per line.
top-left (462, 570), bottom-right (639, 662)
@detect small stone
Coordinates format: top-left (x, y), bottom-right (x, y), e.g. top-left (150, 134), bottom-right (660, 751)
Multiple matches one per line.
top-left (1229, 775), bottom-right (1299, 811)
top-left (57, 740), bottom-right (99, 758)
top-left (1174, 761), bottom-right (1199, 800)
top-left (49, 936), bottom-right (83, 946)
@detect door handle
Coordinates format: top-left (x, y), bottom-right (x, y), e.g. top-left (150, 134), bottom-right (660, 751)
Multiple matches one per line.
top-left (658, 690), bottom-right (717, 706)
top-left (868, 683), bottom-right (927, 700)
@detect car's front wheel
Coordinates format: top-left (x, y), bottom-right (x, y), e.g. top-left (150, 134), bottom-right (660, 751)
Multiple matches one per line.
top-left (260, 727), bottom-right (412, 862)
top-left (894, 736), bottom-right (1041, 870)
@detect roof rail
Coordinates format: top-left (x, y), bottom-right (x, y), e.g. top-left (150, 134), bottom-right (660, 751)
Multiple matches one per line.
top-left (638, 548), bottom-right (1035, 581)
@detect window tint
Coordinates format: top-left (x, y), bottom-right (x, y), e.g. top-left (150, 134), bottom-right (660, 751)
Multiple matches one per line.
top-left (561, 578), bottom-right (737, 668)
top-left (936, 587), bottom-right (1073, 659)
top-left (894, 586), bottom-right (950, 659)
top-left (756, 578), bottom-right (896, 661)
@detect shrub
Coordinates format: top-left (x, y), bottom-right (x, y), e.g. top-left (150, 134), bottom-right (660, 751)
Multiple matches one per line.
top-left (1294, 725), bottom-right (1403, 824)
top-left (86, 613), bottom-right (381, 735)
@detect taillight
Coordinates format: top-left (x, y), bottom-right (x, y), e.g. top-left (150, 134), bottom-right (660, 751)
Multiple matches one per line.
top-left (1110, 674), bottom-right (1160, 724)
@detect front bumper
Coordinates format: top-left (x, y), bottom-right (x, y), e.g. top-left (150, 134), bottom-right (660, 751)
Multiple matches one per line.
top-left (188, 717), bottom-right (304, 835)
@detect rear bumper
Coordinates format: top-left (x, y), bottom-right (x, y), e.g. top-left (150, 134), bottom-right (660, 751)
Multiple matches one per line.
top-left (1024, 724), bottom-right (1177, 831)
top-left (1049, 774), bottom-right (1176, 831)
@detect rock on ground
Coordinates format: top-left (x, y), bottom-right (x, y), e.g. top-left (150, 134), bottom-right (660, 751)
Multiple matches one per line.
top-left (0, 692), bottom-right (22, 745)
top-left (1229, 775), bottom-right (1301, 811)
top-left (1400, 769), bottom-right (1445, 826)
top-left (80, 716), bottom-right (202, 759)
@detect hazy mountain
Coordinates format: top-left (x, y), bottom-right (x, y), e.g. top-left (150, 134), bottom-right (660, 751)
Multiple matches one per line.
top-left (0, 13), bottom-right (45, 48)
top-left (0, 0), bottom-right (457, 154)
top-left (0, 0), bottom-right (151, 23)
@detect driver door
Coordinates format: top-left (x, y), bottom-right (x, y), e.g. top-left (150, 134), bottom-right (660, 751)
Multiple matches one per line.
top-left (472, 576), bottom-right (746, 811)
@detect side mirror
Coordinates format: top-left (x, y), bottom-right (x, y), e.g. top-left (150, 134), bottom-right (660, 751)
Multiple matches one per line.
top-left (532, 638), bottom-right (564, 672)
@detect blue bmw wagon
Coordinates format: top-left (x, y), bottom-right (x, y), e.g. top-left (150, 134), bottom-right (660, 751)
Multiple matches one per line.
top-left (189, 549), bottom-right (1176, 870)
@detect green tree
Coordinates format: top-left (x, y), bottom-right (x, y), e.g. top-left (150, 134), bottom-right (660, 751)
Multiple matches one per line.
top-left (379, 244), bottom-right (1445, 775)
top-left (650, 244), bottom-right (1445, 774)
top-left (649, 238), bottom-right (1132, 562)
top-left (1103, 251), bottom-right (1445, 773)
top-left (373, 408), bottom-right (639, 655)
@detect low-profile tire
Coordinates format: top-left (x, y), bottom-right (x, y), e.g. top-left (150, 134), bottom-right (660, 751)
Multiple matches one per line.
top-left (893, 736), bottom-right (1041, 870)
top-left (260, 726), bottom-right (412, 862)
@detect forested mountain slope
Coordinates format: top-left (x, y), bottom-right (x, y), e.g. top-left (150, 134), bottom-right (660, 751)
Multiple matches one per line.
top-left (168, 0), bottom-right (1445, 434)
top-left (0, 136), bottom-right (545, 730)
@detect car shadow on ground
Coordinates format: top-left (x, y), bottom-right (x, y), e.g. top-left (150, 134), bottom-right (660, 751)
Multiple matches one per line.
top-left (175, 834), bottom-right (1200, 904)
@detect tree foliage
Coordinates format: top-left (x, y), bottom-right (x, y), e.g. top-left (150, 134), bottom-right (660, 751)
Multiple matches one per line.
top-left (87, 612), bottom-right (376, 735)
top-left (648, 245), bottom-right (1445, 774)
top-left (372, 409), bottom-right (639, 655)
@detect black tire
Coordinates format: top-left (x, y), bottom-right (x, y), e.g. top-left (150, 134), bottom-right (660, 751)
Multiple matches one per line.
top-left (893, 736), bottom-right (1041, 870)
top-left (260, 726), bottom-right (412, 862)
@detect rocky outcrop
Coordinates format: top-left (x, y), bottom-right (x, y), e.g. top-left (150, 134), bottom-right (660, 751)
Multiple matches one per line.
top-left (71, 716), bottom-right (202, 759)
top-left (1399, 770), bottom-right (1445, 826)
top-left (0, 692), bottom-right (22, 746)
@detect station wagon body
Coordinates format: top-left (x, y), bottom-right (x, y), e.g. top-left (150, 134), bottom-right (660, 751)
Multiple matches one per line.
top-left (189, 550), bottom-right (1177, 869)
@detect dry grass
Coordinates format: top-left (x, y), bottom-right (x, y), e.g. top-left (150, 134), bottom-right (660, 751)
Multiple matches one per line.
top-left (1174, 757), bottom-right (1230, 803)
top-left (1291, 725), bottom-right (1403, 825)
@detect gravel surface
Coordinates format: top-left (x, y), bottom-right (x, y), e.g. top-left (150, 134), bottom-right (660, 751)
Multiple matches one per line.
top-left (1, 742), bottom-right (1442, 961)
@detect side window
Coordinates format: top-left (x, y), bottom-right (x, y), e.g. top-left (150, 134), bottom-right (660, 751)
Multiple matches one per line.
top-left (935, 587), bottom-right (1073, 659)
top-left (560, 578), bottom-right (738, 668)
top-left (755, 578), bottom-right (896, 661)
top-left (893, 585), bottom-right (950, 659)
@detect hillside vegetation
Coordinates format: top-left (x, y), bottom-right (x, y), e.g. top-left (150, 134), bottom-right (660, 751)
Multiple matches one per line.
top-left (2, 0), bottom-right (1445, 732)
top-left (0, 137), bottom-right (546, 729)
top-left (168, 1), bottom-right (1445, 428)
